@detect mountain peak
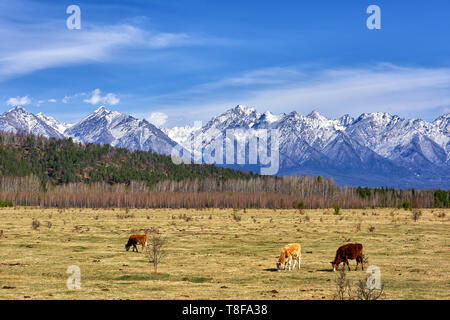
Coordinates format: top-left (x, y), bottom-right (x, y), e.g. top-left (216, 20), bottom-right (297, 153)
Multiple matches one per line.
top-left (94, 106), bottom-right (110, 114)
top-left (233, 105), bottom-right (256, 114)
top-left (8, 106), bottom-right (28, 113)
top-left (339, 114), bottom-right (354, 126)
top-left (306, 110), bottom-right (327, 120)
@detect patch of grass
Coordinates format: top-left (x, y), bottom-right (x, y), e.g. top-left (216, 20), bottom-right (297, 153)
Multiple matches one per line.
top-left (115, 273), bottom-right (171, 281)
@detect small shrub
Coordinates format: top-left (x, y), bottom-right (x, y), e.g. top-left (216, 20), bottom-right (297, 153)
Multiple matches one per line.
top-left (0, 200), bottom-right (14, 207)
top-left (32, 219), bottom-right (40, 230)
top-left (332, 268), bottom-right (385, 300)
top-left (178, 213), bottom-right (192, 222)
top-left (368, 225), bottom-right (375, 233)
top-left (0, 230), bottom-right (4, 238)
top-left (402, 201), bottom-right (412, 211)
top-left (233, 213), bottom-right (241, 222)
top-left (333, 268), bottom-right (352, 300)
top-left (355, 222), bottom-right (361, 232)
top-left (145, 234), bottom-right (167, 273)
top-left (116, 212), bottom-right (135, 219)
top-left (412, 210), bottom-right (422, 222)
top-left (333, 205), bottom-right (340, 215)
top-left (353, 277), bottom-right (385, 300)
top-left (47, 221), bottom-right (52, 229)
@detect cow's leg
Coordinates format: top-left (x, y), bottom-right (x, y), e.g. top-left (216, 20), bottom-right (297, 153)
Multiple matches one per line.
top-left (355, 257), bottom-right (360, 271)
top-left (297, 253), bottom-right (301, 270)
top-left (133, 244), bottom-right (138, 252)
top-left (292, 256), bottom-right (297, 270)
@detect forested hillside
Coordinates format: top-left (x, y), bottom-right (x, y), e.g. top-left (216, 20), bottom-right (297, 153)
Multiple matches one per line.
top-left (0, 131), bottom-right (448, 209)
top-left (0, 131), bottom-right (256, 187)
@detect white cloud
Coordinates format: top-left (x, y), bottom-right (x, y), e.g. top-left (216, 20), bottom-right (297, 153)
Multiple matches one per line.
top-left (0, 15), bottom-right (213, 80)
top-left (6, 95), bottom-right (31, 106)
top-left (147, 112), bottom-right (168, 127)
top-left (48, 99), bottom-right (56, 103)
top-left (83, 89), bottom-right (120, 106)
top-left (152, 64), bottom-right (450, 126)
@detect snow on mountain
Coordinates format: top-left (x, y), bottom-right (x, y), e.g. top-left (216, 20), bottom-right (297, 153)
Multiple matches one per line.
top-left (166, 105), bottom-right (449, 188)
top-left (36, 112), bottom-right (72, 135)
top-left (0, 106), bottom-right (65, 138)
top-left (434, 113), bottom-right (450, 134)
top-left (65, 106), bottom-right (177, 155)
top-left (1, 104), bottom-right (449, 188)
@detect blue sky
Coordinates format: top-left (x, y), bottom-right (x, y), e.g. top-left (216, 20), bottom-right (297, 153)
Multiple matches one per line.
top-left (1, 0), bottom-right (450, 126)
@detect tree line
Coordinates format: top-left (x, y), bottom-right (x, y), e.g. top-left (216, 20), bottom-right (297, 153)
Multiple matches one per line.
top-left (0, 131), bottom-right (448, 209)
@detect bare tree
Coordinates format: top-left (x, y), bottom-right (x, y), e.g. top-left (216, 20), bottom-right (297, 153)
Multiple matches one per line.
top-left (332, 268), bottom-right (352, 300)
top-left (332, 268), bottom-right (385, 300)
top-left (145, 233), bottom-right (167, 273)
top-left (352, 277), bottom-right (385, 300)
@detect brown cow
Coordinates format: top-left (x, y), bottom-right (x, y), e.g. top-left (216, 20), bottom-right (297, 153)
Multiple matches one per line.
top-left (125, 234), bottom-right (147, 252)
top-left (330, 243), bottom-right (367, 271)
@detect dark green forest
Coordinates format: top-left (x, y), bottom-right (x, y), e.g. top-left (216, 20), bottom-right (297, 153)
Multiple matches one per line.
top-left (0, 131), bottom-right (256, 187)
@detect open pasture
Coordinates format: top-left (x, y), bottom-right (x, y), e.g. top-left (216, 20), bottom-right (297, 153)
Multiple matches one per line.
top-left (0, 207), bottom-right (449, 299)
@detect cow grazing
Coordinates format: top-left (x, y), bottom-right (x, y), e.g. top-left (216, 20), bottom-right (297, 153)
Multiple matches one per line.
top-left (125, 234), bottom-right (148, 252)
top-left (330, 243), bottom-right (367, 271)
top-left (276, 243), bottom-right (301, 271)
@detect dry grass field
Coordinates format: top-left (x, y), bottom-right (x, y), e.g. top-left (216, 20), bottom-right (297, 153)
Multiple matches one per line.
top-left (0, 207), bottom-right (449, 300)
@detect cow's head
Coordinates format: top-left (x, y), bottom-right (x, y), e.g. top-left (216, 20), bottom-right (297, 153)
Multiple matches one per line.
top-left (330, 260), bottom-right (339, 272)
top-left (277, 253), bottom-right (287, 270)
top-left (125, 243), bottom-right (131, 251)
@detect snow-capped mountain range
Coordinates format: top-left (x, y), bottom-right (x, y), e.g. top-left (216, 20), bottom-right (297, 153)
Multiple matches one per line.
top-left (0, 106), bottom-right (176, 156)
top-left (1, 105), bottom-right (449, 188)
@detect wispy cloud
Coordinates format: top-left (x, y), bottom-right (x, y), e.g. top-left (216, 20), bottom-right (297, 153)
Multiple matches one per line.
top-left (146, 112), bottom-right (168, 127)
top-left (149, 64), bottom-right (450, 126)
top-left (83, 89), bottom-right (120, 106)
top-left (0, 7), bottom-right (209, 80)
top-left (6, 95), bottom-right (31, 106)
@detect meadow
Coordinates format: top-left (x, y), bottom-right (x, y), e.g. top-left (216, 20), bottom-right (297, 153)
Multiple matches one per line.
top-left (0, 207), bottom-right (449, 300)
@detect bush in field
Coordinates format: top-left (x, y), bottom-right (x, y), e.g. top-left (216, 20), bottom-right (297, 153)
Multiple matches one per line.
top-left (32, 219), bottom-right (40, 230)
top-left (333, 205), bottom-right (340, 215)
top-left (332, 268), bottom-right (385, 300)
top-left (145, 232), bottom-right (167, 273)
top-left (0, 200), bottom-right (14, 207)
top-left (402, 201), bottom-right (412, 211)
top-left (412, 210), bottom-right (422, 222)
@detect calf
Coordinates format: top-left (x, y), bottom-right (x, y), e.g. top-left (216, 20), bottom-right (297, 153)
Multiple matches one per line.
top-left (276, 243), bottom-right (301, 271)
top-left (125, 234), bottom-right (147, 252)
top-left (331, 243), bottom-right (366, 271)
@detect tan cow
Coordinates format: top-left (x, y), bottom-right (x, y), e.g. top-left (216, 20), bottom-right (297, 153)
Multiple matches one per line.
top-left (276, 243), bottom-right (301, 271)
